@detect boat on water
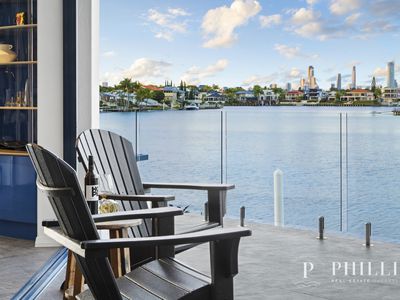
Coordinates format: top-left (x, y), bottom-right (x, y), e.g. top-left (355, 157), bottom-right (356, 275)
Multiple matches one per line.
top-left (184, 103), bottom-right (199, 110)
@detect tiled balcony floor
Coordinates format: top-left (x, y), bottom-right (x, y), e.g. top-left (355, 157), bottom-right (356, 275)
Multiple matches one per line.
top-left (0, 236), bottom-right (58, 299)
top-left (4, 215), bottom-right (400, 299)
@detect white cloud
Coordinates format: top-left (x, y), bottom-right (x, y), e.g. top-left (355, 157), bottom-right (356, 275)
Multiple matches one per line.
top-left (181, 59), bottom-right (229, 84)
top-left (306, 0), bottom-right (319, 5)
top-left (288, 68), bottom-right (303, 78)
top-left (102, 58), bottom-right (172, 85)
top-left (291, 8), bottom-right (320, 24)
top-left (259, 14), bottom-right (282, 28)
top-left (345, 13), bottom-right (361, 25)
top-left (167, 8), bottom-right (190, 16)
top-left (102, 51), bottom-right (116, 57)
top-left (373, 66), bottom-right (386, 77)
top-left (201, 0), bottom-right (262, 48)
top-left (242, 74), bottom-right (276, 86)
top-left (330, 0), bottom-right (361, 15)
top-left (147, 8), bottom-right (189, 41)
top-left (274, 44), bottom-right (318, 59)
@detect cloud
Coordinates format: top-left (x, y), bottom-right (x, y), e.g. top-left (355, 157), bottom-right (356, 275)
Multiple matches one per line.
top-left (369, 0), bottom-right (400, 18)
top-left (330, 0), bottom-right (361, 15)
top-left (147, 8), bottom-right (189, 41)
top-left (373, 66), bottom-right (386, 77)
top-left (167, 8), bottom-right (190, 16)
top-left (201, 0), bottom-right (262, 48)
top-left (294, 21), bottom-right (347, 40)
top-left (306, 0), bottom-right (319, 5)
top-left (181, 59), bottom-right (229, 84)
top-left (242, 74), bottom-right (276, 86)
top-left (286, 68), bottom-right (304, 79)
top-left (102, 51), bottom-right (116, 57)
top-left (274, 44), bottom-right (318, 59)
top-left (102, 58), bottom-right (172, 85)
top-left (291, 8), bottom-right (320, 24)
top-left (259, 14), bottom-right (282, 28)
top-left (345, 13), bottom-right (361, 25)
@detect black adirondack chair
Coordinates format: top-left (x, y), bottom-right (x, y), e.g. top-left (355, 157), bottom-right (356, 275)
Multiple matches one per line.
top-left (27, 144), bottom-right (251, 300)
top-left (76, 130), bottom-right (233, 249)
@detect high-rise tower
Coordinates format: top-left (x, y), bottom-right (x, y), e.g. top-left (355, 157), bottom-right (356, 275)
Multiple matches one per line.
top-left (387, 61), bottom-right (395, 88)
top-left (336, 73), bottom-right (342, 91)
top-left (351, 66), bottom-right (356, 89)
top-left (308, 66), bottom-right (315, 88)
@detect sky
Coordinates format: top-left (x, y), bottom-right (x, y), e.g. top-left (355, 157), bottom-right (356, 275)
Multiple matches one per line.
top-left (100, 0), bottom-right (400, 89)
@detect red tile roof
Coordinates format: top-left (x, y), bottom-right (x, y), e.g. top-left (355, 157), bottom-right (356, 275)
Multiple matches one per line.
top-left (143, 85), bottom-right (162, 91)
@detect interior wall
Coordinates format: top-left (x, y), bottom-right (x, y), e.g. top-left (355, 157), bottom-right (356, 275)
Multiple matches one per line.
top-left (36, 0), bottom-right (63, 247)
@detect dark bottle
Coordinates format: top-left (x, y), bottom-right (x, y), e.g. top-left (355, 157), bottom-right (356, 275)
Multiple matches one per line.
top-left (84, 155), bottom-right (99, 214)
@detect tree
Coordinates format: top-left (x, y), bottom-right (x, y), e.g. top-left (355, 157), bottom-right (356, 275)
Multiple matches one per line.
top-left (373, 87), bottom-right (382, 99)
top-left (188, 89), bottom-right (194, 100)
top-left (117, 78), bottom-right (134, 93)
top-left (151, 90), bottom-right (165, 102)
top-left (136, 88), bottom-right (151, 102)
top-left (253, 85), bottom-right (262, 98)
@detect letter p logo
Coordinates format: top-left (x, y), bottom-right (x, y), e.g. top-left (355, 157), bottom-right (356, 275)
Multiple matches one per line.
top-left (303, 262), bottom-right (314, 279)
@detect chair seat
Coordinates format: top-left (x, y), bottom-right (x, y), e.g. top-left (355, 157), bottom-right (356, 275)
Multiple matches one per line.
top-left (77, 258), bottom-right (211, 300)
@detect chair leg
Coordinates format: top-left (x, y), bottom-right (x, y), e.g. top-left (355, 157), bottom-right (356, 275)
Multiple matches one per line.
top-left (64, 252), bottom-right (85, 300)
top-left (109, 229), bottom-right (123, 277)
top-left (120, 228), bottom-right (131, 275)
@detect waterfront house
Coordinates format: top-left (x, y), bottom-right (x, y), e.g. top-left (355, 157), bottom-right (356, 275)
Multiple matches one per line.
top-left (163, 86), bottom-right (180, 106)
top-left (328, 91), bottom-right (337, 101)
top-left (340, 89), bottom-right (374, 102)
top-left (285, 90), bottom-right (304, 102)
top-left (236, 90), bottom-right (257, 102)
top-left (204, 91), bottom-right (226, 103)
top-left (258, 89), bottom-right (278, 105)
top-left (138, 98), bottom-right (162, 108)
top-left (306, 88), bottom-right (327, 102)
top-left (142, 84), bottom-right (163, 92)
top-left (382, 88), bottom-right (400, 105)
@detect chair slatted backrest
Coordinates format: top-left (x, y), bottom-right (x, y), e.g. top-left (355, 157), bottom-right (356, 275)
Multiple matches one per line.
top-left (76, 129), bottom-right (151, 238)
top-left (27, 144), bottom-right (122, 300)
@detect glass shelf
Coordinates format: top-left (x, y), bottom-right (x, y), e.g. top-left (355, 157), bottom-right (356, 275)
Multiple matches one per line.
top-left (0, 106), bottom-right (37, 110)
top-left (0, 24), bottom-right (37, 31)
top-left (0, 61), bottom-right (37, 66)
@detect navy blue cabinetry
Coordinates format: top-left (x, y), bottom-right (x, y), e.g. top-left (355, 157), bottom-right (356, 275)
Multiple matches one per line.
top-left (0, 153), bottom-right (36, 240)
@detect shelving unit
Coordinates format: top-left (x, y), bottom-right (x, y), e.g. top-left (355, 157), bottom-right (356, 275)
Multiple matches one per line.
top-left (0, 0), bottom-right (38, 240)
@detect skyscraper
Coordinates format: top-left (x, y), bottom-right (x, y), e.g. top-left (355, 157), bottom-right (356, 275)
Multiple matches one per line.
top-left (371, 76), bottom-right (376, 90)
top-left (300, 78), bottom-right (306, 90)
top-left (307, 66), bottom-right (318, 89)
top-left (286, 82), bottom-right (292, 91)
top-left (336, 73), bottom-right (342, 91)
top-left (387, 61), bottom-right (395, 88)
top-left (351, 66), bottom-right (356, 89)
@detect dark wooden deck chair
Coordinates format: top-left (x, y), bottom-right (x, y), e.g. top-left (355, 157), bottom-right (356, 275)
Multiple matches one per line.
top-left (27, 144), bottom-right (251, 300)
top-left (76, 130), bottom-right (234, 251)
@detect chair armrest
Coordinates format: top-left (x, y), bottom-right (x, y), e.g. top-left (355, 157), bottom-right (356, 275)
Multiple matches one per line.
top-left (42, 207), bottom-right (183, 228)
top-left (43, 227), bottom-right (86, 257)
top-left (99, 193), bottom-right (175, 202)
top-left (80, 227), bottom-right (251, 249)
top-left (142, 182), bottom-right (235, 191)
top-left (92, 207), bottom-right (183, 223)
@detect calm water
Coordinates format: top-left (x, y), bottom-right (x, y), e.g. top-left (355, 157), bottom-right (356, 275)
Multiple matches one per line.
top-left (100, 106), bottom-right (400, 242)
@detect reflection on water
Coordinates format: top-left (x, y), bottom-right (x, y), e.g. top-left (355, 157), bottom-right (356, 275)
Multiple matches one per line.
top-left (101, 106), bottom-right (400, 243)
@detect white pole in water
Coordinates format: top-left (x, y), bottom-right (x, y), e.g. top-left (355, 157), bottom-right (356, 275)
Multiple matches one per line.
top-left (274, 169), bottom-right (284, 227)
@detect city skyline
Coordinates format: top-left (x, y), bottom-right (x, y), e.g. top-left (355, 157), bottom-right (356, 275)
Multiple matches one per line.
top-left (100, 0), bottom-right (400, 89)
